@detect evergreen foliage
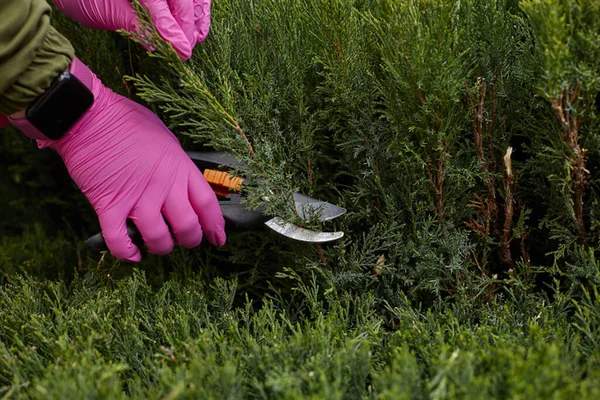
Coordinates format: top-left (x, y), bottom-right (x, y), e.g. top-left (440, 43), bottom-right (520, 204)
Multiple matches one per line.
top-left (126, 0), bottom-right (600, 298)
top-left (1, 233), bottom-right (600, 399)
top-left (1, 0), bottom-right (600, 397)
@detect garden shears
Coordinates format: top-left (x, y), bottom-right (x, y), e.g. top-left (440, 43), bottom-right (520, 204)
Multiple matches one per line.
top-left (85, 151), bottom-right (346, 252)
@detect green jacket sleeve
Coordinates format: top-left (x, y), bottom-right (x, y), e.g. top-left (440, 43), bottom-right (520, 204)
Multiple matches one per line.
top-left (0, 0), bottom-right (74, 115)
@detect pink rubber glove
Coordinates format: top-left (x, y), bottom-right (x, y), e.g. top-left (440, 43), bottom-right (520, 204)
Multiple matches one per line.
top-left (10, 58), bottom-right (226, 262)
top-left (52, 0), bottom-right (211, 60)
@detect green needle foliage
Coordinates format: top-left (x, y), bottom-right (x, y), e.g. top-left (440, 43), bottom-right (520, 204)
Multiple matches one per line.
top-left (1, 233), bottom-right (600, 399)
top-left (2, 0), bottom-right (600, 397)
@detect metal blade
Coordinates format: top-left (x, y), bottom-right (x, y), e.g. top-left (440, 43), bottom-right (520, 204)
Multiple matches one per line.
top-left (293, 193), bottom-right (346, 222)
top-left (264, 217), bottom-right (344, 243)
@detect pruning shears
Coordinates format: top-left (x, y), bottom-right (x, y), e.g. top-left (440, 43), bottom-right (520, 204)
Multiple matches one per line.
top-left (85, 151), bottom-right (346, 252)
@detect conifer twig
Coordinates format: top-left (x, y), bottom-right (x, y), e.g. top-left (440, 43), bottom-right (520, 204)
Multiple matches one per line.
top-left (403, 56), bottom-right (426, 104)
top-left (465, 78), bottom-right (498, 236)
top-left (471, 249), bottom-right (486, 277)
top-left (315, 245), bottom-right (327, 265)
top-left (550, 83), bottom-right (588, 240)
top-left (125, 2), bottom-right (312, 223)
top-left (179, 62), bottom-right (255, 158)
top-left (425, 141), bottom-right (448, 224)
top-left (404, 54), bottom-right (449, 223)
top-left (128, 0), bottom-right (257, 157)
top-left (299, 103), bottom-right (313, 186)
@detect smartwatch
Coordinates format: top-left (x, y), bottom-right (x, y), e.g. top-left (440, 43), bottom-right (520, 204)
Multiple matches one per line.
top-left (25, 70), bottom-right (94, 140)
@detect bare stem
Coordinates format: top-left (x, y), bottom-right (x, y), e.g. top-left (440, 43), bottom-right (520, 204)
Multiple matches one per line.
top-left (550, 83), bottom-right (588, 240)
top-left (425, 141), bottom-right (448, 224)
top-left (404, 56), bottom-right (426, 104)
top-left (500, 147), bottom-right (515, 268)
top-left (466, 78), bottom-right (498, 235)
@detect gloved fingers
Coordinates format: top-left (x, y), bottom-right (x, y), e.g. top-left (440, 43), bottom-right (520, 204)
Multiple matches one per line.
top-left (0, 115), bottom-right (9, 129)
top-left (53, 0), bottom-right (134, 31)
top-left (167, 0), bottom-right (198, 49)
top-left (98, 209), bottom-right (142, 262)
top-left (193, 0), bottom-right (211, 43)
top-left (163, 186), bottom-right (204, 248)
top-left (188, 167), bottom-right (227, 247)
top-left (130, 202), bottom-right (175, 255)
top-left (141, 0), bottom-right (193, 60)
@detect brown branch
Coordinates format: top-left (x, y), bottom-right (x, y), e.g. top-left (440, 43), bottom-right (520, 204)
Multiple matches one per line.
top-left (471, 249), bottom-right (486, 277)
top-left (500, 147), bottom-right (515, 268)
top-left (520, 228), bottom-right (531, 267)
top-left (550, 83), bottom-right (588, 240)
top-left (486, 78), bottom-right (498, 135)
top-left (465, 195), bottom-right (486, 236)
top-left (425, 143), bottom-right (447, 224)
top-left (375, 162), bottom-right (382, 212)
top-left (550, 88), bottom-right (570, 138)
top-left (232, 120), bottom-right (255, 158)
top-left (466, 78), bottom-right (498, 235)
top-left (572, 136), bottom-right (588, 240)
top-left (404, 55), bottom-right (426, 104)
top-left (437, 141), bottom-right (448, 221)
top-left (569, 84), bottom-right (581, 107)
top-left (298, 103), bottom-right (313, 187)
top-left (486, 80), bottom-right (498, 175)
top-left (424, 158), bottom-right (440, 218)
top-left (333, 41), bottom-right (342, 63)
top-left (182, 61), bottom-right (256, 159)
top-left (315, 245), bottom-right (328, 265)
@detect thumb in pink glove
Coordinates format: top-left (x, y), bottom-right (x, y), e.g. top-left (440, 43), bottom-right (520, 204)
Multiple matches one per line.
top-left (10, 58), bottom-right (226, 262)
top-left (52, 0), bottom-right (212, 61)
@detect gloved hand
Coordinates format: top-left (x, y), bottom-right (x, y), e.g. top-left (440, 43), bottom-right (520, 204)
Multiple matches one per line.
top-left (10, 58), bottom-right (226, 262)
top-left (52, 0), bottom-right (211, 60)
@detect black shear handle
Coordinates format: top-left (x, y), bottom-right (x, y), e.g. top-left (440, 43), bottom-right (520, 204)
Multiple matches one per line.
top-left (85, 199), bottom-right (268, 253)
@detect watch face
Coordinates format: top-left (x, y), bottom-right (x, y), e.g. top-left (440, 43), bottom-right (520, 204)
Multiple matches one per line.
top-left (26, 72), bottom-right (94, 140)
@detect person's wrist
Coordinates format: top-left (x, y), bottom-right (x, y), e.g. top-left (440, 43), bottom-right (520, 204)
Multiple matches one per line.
top-left (9, 110), bottom-right (26, 120)
top-left (9, 59), bottom-right (95, 142)
top-left (7, 62), bottom-right (72, 122)
top-left (9, 61), bottom-right (76, 121)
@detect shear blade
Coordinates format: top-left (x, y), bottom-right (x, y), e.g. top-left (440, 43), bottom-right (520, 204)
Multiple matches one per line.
top-left (293, 193), bottom-right (346, 222)
top-left (265, 217), bottom-right (344, 243)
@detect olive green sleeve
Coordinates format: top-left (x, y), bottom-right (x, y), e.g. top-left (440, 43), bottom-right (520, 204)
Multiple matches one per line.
top-left (0, 0), bottom-right (74, 115)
